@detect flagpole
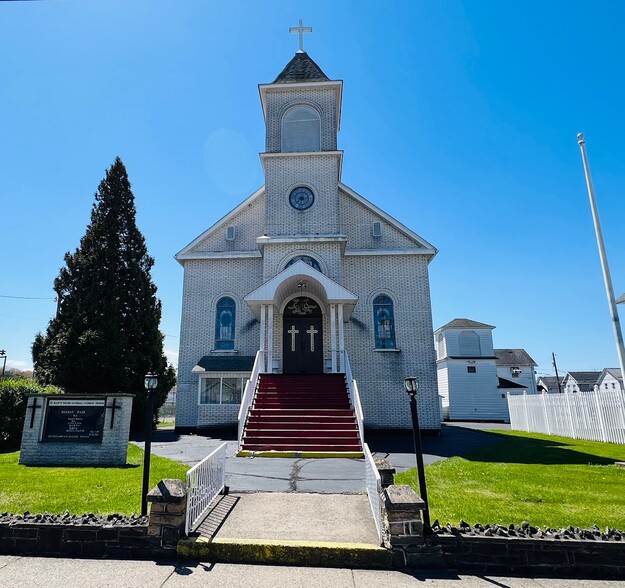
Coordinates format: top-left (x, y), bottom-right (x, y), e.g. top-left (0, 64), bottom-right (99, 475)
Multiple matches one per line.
top-left (577, 133), bottom-right (625, 385)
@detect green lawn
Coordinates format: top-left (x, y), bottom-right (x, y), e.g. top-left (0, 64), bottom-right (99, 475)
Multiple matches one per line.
top-left (396, 430), bottom-right (625, 529)
top-left (0, 445), bottom-right (188, 516)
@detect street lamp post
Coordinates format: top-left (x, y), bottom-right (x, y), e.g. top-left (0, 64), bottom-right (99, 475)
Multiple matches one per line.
top-left (0, 350), bottom-right (6, 378)
top-left (141, 372), bottom-right (158, 516)
top-left (404, 376), bottom-right (430, 529)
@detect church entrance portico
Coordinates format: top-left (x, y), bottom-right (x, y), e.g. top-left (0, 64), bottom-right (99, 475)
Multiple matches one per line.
top-left (243, 260), bottom-right (358, 374)
top-left (282, 296), bottom-right (323, 374)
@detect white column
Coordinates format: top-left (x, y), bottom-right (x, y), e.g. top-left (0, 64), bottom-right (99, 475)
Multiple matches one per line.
top-left (267, 304), bottom-right (274, 373)
top-left (259, 304), bottom-right (266, 373)
top-left (338, 304), bottom-right (345, 372)
top-left (330, 303), bottom-right (337, 373)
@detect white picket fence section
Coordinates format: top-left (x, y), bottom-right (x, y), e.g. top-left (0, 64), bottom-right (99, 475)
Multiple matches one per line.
top-left (364, 443), bottom-right (384, 545)
top-left (508, 390), bottom-right (625, 444)
top-left (185, 442), bottom-right (228, 535)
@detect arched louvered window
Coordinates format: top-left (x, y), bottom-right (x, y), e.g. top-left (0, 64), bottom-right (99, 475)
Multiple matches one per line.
top-left (281, 106), bottom-right (321, 152)
top-left (373, 295), bottom-right (396, 349)
top-left (215, 297), bottom-right (236, 350)
top-left (458, 330), bottom-right (481, 356)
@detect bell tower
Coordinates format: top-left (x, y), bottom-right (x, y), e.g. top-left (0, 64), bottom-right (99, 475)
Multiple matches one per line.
top-left (258, 27), bottom-right (344, 239)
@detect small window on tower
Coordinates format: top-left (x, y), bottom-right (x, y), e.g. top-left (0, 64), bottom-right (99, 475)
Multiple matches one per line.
top-left (467, 366), bottom-right (477, 373)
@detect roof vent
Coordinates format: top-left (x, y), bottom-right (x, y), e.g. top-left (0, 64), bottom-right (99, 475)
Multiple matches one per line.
top-left (372, 221), bottom-right (382, 237)
top-left (226, 226), bottom-right (236, 241)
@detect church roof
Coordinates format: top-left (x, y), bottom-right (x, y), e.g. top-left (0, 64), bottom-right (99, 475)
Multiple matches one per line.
top-left (437, 318), bottom-right (496, 331)
top-left (273, 52), bottom-right (330, 84)
top-left (494, 348), bottom-right (537, 367)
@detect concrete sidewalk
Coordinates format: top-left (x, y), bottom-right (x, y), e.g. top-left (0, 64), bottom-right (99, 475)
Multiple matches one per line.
top-left (1, 556), bottom-right (623, 588)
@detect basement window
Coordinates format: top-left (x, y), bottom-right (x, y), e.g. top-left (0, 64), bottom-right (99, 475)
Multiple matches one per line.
top-left (198, 374), bottom-right (247, 405)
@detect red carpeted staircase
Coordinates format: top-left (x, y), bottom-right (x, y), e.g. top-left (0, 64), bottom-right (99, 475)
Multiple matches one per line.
top-left (240, 374), bottom-right (363, 455)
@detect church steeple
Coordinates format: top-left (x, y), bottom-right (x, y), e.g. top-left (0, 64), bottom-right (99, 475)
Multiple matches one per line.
top-left (273, 52), bottom-right (330, 84)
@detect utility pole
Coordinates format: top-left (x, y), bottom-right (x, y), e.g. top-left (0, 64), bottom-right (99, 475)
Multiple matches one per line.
top-left (552, 352), bottom-right (563, 394)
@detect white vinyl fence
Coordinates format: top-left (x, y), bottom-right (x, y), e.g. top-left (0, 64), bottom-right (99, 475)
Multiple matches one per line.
top-left (508, 390), bottom-right (625, 444)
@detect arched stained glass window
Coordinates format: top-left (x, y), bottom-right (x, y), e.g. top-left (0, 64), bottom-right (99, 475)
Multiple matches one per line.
top-left (373, 295), bottom-right (396, 349)
top-left (215, 297), bottom-right (236, 350)
top-left (285, 255), bottom-right (322, 272)
top-left (281, 105), bottom-right (321, 153)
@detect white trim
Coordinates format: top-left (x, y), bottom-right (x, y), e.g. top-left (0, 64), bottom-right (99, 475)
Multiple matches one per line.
top-left (176, 251), bottom-right (262, 261)
top-left (175, 185), bottom-right (265, 263)
top-left (373, 348), bottom-right (401, 353)
top-left (344, 248), bottom-right (436, 257)
top-left (261, 151), bottom-right (343, 180)
top-left (339, 182), bottom-right (438, 256)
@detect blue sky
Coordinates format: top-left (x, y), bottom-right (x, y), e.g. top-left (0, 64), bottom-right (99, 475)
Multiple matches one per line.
top-left (2, 1), bottom-right (625, 378)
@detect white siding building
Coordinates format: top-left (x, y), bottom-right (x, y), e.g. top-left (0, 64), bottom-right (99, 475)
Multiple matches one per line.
top-left (174, 50), bottom-right (441, 434)
top-left (435, 319), bottom-right (534, 422)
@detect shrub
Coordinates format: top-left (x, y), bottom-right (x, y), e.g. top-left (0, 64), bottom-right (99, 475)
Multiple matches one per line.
top-left (0, 379), bottom-right (62, 450)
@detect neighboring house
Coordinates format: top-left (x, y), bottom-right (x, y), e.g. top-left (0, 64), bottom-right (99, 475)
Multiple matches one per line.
top-left (563, 371), bottom-right (602, 393)
top-left (537, 376), bottom-right (564, 394)
top-left (435, 319), bottom-right (532, 422)
top-left (596, 368), bottom-right (623, 393)
top-left (494, 349), bottom-right (538, 394)
top-left (174, 49), bottom-right (440, 433)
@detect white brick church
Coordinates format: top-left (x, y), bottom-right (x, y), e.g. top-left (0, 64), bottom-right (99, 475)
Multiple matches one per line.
top-left (174, 41), bottom-right (441, 443)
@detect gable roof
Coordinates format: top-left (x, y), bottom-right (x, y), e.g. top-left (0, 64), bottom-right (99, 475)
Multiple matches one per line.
top-left (273, 52), bottom-right (330, 84)
top-left (436, 318), bottom-right (496, 331)
top-left (494, 349), bottom-right (537, 367)
top-left (565, 371), bottom-right (602, 385)
top-left (339, 182), bottom-right (437, 256)
top-left (175, 185), bottom-right (264, 263)
top-left (599, 367), bottom-right (623, 383)
top-left (537, 376), bottom-right (564, 391)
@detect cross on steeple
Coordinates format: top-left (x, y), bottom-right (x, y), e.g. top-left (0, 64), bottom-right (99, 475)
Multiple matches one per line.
top-left (289, 19), bottom-right (312, 53)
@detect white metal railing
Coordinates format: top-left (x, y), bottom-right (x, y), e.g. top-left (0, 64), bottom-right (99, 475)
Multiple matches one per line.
top-left (237, 350), bottom-right (263, 447)
top-left (364, 443), bottom-right (383, 545)
top-left (508, 390), bottom-right (625, 444)
top-left (185, 442), bottom-right (228, 535)
top-left (343, 351), bottom-right (364, 443)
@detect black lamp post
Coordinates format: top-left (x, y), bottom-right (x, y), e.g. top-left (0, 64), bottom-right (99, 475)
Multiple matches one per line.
top-left (0, 350), bottom-right (6, 379)
top-left (141, 372), bottom-right (158, 516)
top-left (404, 376), bottom-right (430, 529)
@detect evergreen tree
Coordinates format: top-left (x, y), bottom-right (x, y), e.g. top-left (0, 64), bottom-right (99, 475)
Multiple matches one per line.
top-left (33, 157), bottom-right (175, 430)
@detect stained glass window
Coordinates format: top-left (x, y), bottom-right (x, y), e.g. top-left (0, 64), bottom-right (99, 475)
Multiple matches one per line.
top-left (215, 297), bottom-right (235, 350)
top-left (373, 295), bottom-right (396, 349)
top-left (285, 256), bottom-right (322, 272)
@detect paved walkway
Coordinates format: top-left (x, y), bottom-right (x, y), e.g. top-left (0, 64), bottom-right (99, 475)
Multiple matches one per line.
top-left (1, 556), bottom-right (623, 587)
top-left (134, 422), bottom-right (509, 494)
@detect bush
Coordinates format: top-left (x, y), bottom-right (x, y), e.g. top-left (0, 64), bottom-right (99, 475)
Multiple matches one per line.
top-left (0, 379), bottom-right (62, 450)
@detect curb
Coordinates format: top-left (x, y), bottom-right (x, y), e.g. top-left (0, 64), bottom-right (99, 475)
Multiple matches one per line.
top-left (177, 537), bottom-right (392, 568)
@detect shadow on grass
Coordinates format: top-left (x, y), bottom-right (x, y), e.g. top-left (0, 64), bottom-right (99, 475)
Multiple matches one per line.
top-left (365, 425), bottom-right (623, 466)
top-left (463, 432), bottom-right (621, 466)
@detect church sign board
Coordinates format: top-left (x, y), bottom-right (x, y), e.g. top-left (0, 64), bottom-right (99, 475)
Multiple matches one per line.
top-left (42, 398), bottom-right (106, 443)
top-left (19, 394), bottom-right (133, 466)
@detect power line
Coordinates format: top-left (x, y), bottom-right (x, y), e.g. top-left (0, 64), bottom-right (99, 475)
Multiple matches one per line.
top-left (0, 295), bottom-right (56, 301)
